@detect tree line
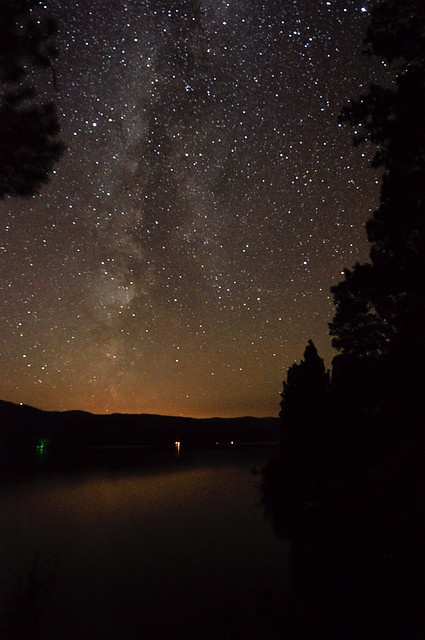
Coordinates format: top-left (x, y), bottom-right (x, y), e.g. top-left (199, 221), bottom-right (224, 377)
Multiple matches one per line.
top-left (262, 2), bottom-right (425, 635)
top-left (272, 0), bottom-right (425, 506)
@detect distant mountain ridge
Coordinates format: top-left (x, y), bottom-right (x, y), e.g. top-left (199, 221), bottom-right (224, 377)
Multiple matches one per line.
top-left (0, 400), bottom-right (280, 450)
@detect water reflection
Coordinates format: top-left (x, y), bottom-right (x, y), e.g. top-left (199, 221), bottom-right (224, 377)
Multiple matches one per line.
top-left (0, 445), bottom-right (287, 640)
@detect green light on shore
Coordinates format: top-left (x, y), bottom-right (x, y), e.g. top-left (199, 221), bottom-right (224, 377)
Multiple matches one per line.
top-left (36, 438), bottom-right (49, 454)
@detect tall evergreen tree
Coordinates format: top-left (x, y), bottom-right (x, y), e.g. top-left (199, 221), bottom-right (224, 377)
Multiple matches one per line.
top-left (279, 340), bottom-right (330, 500)
top-left (262, 6), bottom-right (425, 630)
top-left (330, 0), bottom-right (425, 430)
top-left (280, 340), bottom-right (330, 429)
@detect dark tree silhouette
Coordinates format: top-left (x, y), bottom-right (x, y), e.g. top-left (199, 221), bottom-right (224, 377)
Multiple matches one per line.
top-left (330, 0), bottom-right (425, 433)
top-left (278, 340), bottom-right (330, 502)
top-left (327, 6), bottom-right (425, 630)
top-left (280, 340), bottom-right (330, 431)
top-left (262, 4), bottom-right (425, 636)
top-left (0, 0), bottom-right (64, 198)
top-left (329, 262), bottom-right (391, 431)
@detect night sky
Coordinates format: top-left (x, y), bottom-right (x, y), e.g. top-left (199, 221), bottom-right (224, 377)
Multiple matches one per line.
top-left (0, 0), bottom-right (385, 417)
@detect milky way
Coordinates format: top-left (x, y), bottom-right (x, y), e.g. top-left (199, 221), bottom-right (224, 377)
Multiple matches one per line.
top-left (0, 0), bottom-right (386, 417)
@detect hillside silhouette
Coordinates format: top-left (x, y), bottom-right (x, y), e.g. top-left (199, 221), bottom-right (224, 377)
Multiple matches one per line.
top-left (0, 400), bottom-right (279, 453)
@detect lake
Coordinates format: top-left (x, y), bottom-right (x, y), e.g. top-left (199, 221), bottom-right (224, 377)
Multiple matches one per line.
top-left (0, 444), bottom-right (288, 639)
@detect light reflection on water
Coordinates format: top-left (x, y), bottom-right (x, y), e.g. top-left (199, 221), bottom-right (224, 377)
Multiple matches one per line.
top-left (0, 446), bottom-right (288, 639)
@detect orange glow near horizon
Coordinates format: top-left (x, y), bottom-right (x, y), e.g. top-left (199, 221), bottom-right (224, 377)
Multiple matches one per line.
top-left (0, 2), bottom-right (375, 421)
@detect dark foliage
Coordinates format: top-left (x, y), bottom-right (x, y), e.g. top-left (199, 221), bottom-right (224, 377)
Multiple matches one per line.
top-left (0, 0), bottom-right (59, 83)
top-left (0, 0), bottom-right (64, 198)
top-left (276, 340), bottom-right (330, 503)
top-left (262, 3), bottom-right (425, 636)
top-left (0, 86), bottom-right (64, 197)
top-left (330, 0), bottom-right (425, 431)
top-left (280, 340), bottom-right (330, 428)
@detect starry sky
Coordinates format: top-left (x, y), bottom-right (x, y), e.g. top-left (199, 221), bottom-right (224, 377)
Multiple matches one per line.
top-left (0, 0), bottom-right (386, 417)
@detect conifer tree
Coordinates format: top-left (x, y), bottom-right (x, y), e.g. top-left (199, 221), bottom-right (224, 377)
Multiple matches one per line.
top-left (280, 340), bottom-right (330, 430)
top-left (280, 340), bottom-right (330, 500)
top-left (330, 0), bottom-right (425, 428)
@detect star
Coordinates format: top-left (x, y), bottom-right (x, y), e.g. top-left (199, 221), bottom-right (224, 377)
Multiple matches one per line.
top-left (0, 0), bottom-right (385, 417)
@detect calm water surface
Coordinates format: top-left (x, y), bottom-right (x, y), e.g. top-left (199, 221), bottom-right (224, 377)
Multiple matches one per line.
top-left (0, 445), bottom-right (288, 639)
